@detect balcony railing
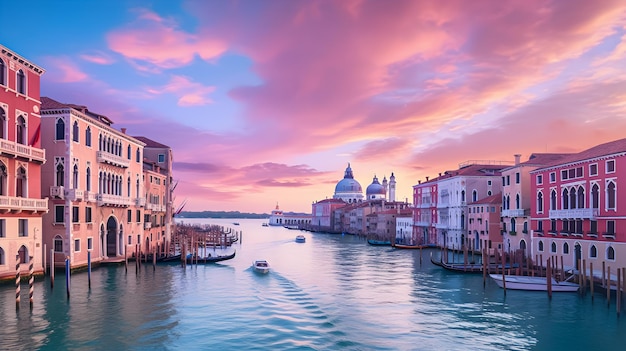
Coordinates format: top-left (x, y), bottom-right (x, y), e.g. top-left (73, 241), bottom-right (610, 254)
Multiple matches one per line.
top-left (144, 222), bottom-right (152, 229)
top-left (96, 193), bottom-right (132, 207)
top-left (0, 195), bottom-right (48, 213)
top-left (0, 139), bottom-right (46, 163)
top-left (501, 209), bottom-right (526, 217)
top-left (549, 208), bottom-right (598, 219)
top-left (84, 191), bottom-right (97, 203)
top-left (96, 151), bottom-right (130, 168)
top-left (135, 197), bottom-right (146, 207)
top-left (415, 220), bottom-right (431, 227)
top-left (50, 186), bottom-right (64, 199)
top-left (65, 189), bottom-right (84, 201)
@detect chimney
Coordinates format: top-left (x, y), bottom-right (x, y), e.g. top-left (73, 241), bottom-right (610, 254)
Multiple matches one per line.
top-left (426, 176), bottom-right (429, 181)
top-left (514, 154), bottom-right (521, 165)
top-left (121, 128), bottom-right (127, 134)
top-left (438, 173), bottom-right (442, 177)
top-left (418, 180), bottom-right (421, 184)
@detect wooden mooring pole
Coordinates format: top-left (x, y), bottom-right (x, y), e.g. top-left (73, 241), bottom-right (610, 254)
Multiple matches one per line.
top-left (15, 254), bottom-right (21, 309)
top-left (29, 256), bottom-right (34, 309)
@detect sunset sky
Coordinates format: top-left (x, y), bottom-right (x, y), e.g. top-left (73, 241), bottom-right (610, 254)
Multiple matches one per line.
top-left (2, 0), bottom-right (626, 214)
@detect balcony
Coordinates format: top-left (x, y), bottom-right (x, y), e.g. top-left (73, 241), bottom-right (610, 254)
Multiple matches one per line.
top-left (508, 231), bottom-right (517, 236)
top-left (0, 139), bottom-right (46, 163)
top-left (415, 221), bottom-right (431, 227)
top-left (96, 151), bottom-right (130, 168)
top-left (50, 186), bottom-right (64, 199)
top-left (144, 222), bottom-right (152, 229)
top-left (602, 232), bottom-right (616, 240)
top-left (84, 191), bottom-right (97, 203)
top-left (0, 195), bottom-right (48, 213)
top-left (65, 189), bottom-right (84, 201)
top-left (135, 197), bottom-right (146, 207)
top-left (549, 208), bottom-right (598, 220)
top-left (501, 209), bottom-right (525, 218)
top-left (96, 193), bottom-right (132, 207)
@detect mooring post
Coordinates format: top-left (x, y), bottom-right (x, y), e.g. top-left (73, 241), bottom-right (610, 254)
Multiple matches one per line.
top-left (15, 254), bottom-right (21, 309)
top-left (29, 256), bottom-right (34, 309)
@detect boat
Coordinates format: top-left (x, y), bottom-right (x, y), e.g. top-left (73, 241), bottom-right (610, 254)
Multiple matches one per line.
top-left (283, 224), bottom-right (300, 230)
top-left (262, 223), bottom-right (269, 227)
top-left (295, 235), bottom-right (306, 243)
top-left (253, 260), bottom-right (270, 274)
top-left (393, 243), bottom-right (429, 249)
top-left (430, 253), bottom-right (519, 274)
top-left (187, 250), bottom-right (236, 264)
top-left (490, 274), bottom-right (579, 292)
top-left (367, 239), bottom-right (392, 246)
top-left (233, 222), bottom-right (240, 225)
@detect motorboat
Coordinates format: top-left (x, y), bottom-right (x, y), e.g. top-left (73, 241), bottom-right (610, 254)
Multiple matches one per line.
top-left (253, 260), bottom-right (270, 274)
top-left (295, 235), bottom-right (306, 243)
top-left (490, 274), bottom-right (579, 292)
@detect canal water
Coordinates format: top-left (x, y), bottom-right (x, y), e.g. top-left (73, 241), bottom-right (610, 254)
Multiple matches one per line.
top-left (1, 218), bottom-right (625, 350)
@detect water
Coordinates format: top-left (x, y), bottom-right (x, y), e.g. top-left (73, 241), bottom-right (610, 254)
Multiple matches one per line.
top-left (1, 218), bottom-right (625, 350)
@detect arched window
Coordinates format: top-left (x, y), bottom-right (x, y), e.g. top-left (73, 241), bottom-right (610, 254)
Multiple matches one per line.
top-left (73, 164), bottom-right (79, 189)
top-left (538, 240), bottom-right (544, 252)
top-left (551, 242), bottom-right (557, 253)
top-left (85, 126), bottom-right (91, 147)
top-left (16, 167), bottom-right (26, 197)
top-left (136, 178), bottom-right (140, 198)
top-left (72, 121), bottom-right (79, 142)
top-left (16, 115), bottom-right (26, 145)
top-left (56, 162), bottom-right (64, 187)
top-left (99, 134), bottom-right (103, 151)
top-left (562, 188), bottom-right (569, 210)
top-left (0, 162), bottom-right (6, 196)
top-left (0, 58), bottom-right (5, 86)
top-left (86, 167), bottom-right (91, 192)
top-left (570, 187), bottom-right (576, 209)
top-left (54, 235), bottom-right (63, 252)
top-left (523, 221), bottom-right (528, 233)
top-left (472, 190), bottom-right (478, 202)
top-left (514, 194), bottom-right (519, 209)
top-left (607, 246), bottom-right (615, 260)
top-left (606, 181), bottom-right (616, 210)
top-left (17, 69), bottom-right (26, 94)
top-left (461, 190), bottom-right (465, 202)
top-left (591, 184), bottom-right (599, 209)
top-left (0, 107), bottom-right (6, 139)
top-left (506, 195), bottom-right (510, 210)
top-left (127, 177), bottom-right (131, 197)
top-left (577, 187), bottom-right (584, 209)
top-left (127, 145), bottom-right (131, 159)
top-left (551, 190), bottom-right (557, 210)
top-left (136, 148), bottom-right (141, 162)
top-left (590, 245), bottom-right (597, 258)
top-left (563, 242), bottom-right (569, 254)
top-left (510, 218), bottom-right (516, 233)
top-left (55, 118), bottom-right (65, 140)
top-left (0, 247), bottom-right (4, 265)
top-left (537, 192), bottom-right (543, 213)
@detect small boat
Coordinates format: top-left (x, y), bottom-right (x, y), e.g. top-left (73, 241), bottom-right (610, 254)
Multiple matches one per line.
top-left (186, 250), bottom-right (236, 264)
top-left (393, 243), bottom-right (427, 249)
top-left (283, 225), bottom-right (299, 230)
top-left (490, 274), bottom-right (579, 292)
top-left (367, 239), bottom-right (391, 246)
top-left (295, 235), bottom-right (306, 243)
top-left (262, 223), bottom-right (269, 227)
top-left (233, 222), bottom-right (240, 225)
top-left (253, 260), bottom-right (270, 274)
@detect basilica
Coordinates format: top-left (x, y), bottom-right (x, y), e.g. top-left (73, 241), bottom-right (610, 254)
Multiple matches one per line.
top-left (311, 164), bottom-right (412, 239)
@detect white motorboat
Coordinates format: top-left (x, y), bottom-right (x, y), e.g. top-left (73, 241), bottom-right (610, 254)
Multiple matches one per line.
top-left (253, 260), bottom-right (270, 274)
top-left (490, 274), bottom-right (579, 292)
top-left (295, 235), bottom-right (306, 243)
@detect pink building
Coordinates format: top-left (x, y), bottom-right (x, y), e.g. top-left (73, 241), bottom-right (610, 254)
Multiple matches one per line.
top-left (531, 138), bottom-right (626, 270)
top-left (413, 175), bottom-right (440, 246)
top-left (41, 97), bottom-right (146, 269)
top-left (311, 198), bottom-right (345, 232)
top-left (0, 45), bottom-right (47, 280)
top-left (467, 193), bottom-right (502, 254)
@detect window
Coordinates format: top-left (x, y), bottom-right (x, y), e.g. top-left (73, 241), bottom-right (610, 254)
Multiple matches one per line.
top-left (72, 206), bottom-right (79, 223)
top-left (537, 192), bottom-right (543, 213)
top-left (17, 69), bottom-right (26, 94)
top-left (18, 219), bottom-right (28, 237)
top-left (72, 121), bottom-right (79, 142)
top-left (56, 162), bottom-right (64, 187)
top-left (16, 167), bottom-right (26, 197)
top-left (563, 242), bottom-right (569, 254)
top-left (461, 190), bottom-right (465, 202)
top-left (515, 194), bottom-right (520, 209)
top-left (74, 239), bottom-right (80, 252)
top-left (128, 235), bottom-right (132, 245)
top-left (607, 246), bottom-right (615, 260)
top-left (85, 207), bottom-right (92, 223)
top-left (127, 145), bottom-right (131, 159)
top-left (54, 236), bottom-right (63, 252)
top-left (55, 205), bottom-right (64, 223)
top-left (55, 118), bottom-right (65, 140)
top-left (472, 190), bottom-right (478, 202)
top-left (0, 163), bottom-right (6, 195)
top-left (515, 172), bottom-right (520, 184)
top-left (550, 219), bottom-right (557, 232)
top-left (536, 174), bottom-right (543, 185)
top-left (0, 219), bottom-right (4, 237)
top-left (606, 181), bottom-right (616, 210)
top-left (538, 240), bottom-right (544, 252)
top-left (590, 245), bottom-right (597, 258)
top-left (136, 148), bottom-right (141, 162)
top-left (550, 172), bottom-right (556, 183)
top-left (73, 164), bottom-right (79, 189)
top-left (561, 170), bottom-right (567, 180)
top-left (551, 242), bottom-right (557, 253)
top-left (591, 183), bottom-right (599, 209)
top-left (589, 163), bottom-right (598, 176)
top-left (590, 220), bottom-right (597, 234)
top-left (87, 237), bottom-right (93, 250)
top-left (506, 175), bottom-right (510, 186)
top-left (127, 209), bottom-right (132, 223)
top-left (136, 210), bottom-right (141, 222)
top-left (0, 248), bottom-right (4, 265)
top-left (16, 115), bottom-right (26, 145)
top-left (606, 160), bottom-right (615, 173)
top-left (85, 126), bottom-right (91, 147)
top-left (537, 220), bottom-right (543, 232)
top-left (158, 154), bottom-right (165, 163)
top-left (0, 107), bottom-right (6, 139)
top-left (86, 167), bottom-right (91, 191)
top-left (606, 220), bottom-right (615, 235)
top-left (0, 58), bottom-right (5, 86)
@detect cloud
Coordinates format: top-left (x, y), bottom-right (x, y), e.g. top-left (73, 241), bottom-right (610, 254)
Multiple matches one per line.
top-left (43, 57), bottom-right (89, 83)
top-left (146, 75), bottom-right (216, 106)
top-left (106, 8), bottom-right (226, 70)
top-left (80, 51), bottom-right (116, 65)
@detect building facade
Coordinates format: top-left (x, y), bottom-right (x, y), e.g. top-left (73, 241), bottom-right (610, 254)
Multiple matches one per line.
top-left (0, 45), bottom-right (47, 279)
top-left (41, 97), bottom-right (146, 269)
top-left (467, 193), bottom-right (502, 254)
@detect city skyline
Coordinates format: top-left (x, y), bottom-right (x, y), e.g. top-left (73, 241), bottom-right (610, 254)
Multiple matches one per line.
top-left (2, 0), bottom-right (626, 213)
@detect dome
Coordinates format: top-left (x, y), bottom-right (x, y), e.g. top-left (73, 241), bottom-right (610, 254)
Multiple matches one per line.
top-left (335, 178), bottom-right (363, 193)
top-left (366, 175), bottom-right (386, 198)
top-left (333, 163), bottom-right (364, 203)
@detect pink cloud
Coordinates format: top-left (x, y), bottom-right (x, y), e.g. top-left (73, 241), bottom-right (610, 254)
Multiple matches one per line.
top-left (43, 57), bottom-right (89, 83)
top-left (146, 75), bottom-right (216, 106)
top-left (107, 9), bottom-right (226, 70)
top-left (80, 51), bottom-right (115, 65)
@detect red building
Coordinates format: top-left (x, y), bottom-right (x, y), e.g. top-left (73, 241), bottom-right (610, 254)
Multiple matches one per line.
top-left (0, 45), bottom-right (47, 280)
top-left (531, 138), bottom-right (626, 271)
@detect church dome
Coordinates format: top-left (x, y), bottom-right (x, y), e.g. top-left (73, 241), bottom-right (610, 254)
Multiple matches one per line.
top-left (333, 163), bottom-right (364, 203)
top-left (366, 175), bottom-right (386, 199)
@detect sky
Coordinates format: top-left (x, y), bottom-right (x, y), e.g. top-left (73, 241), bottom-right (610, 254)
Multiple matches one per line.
top-left (2, 0), bottom-right (626, 214)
